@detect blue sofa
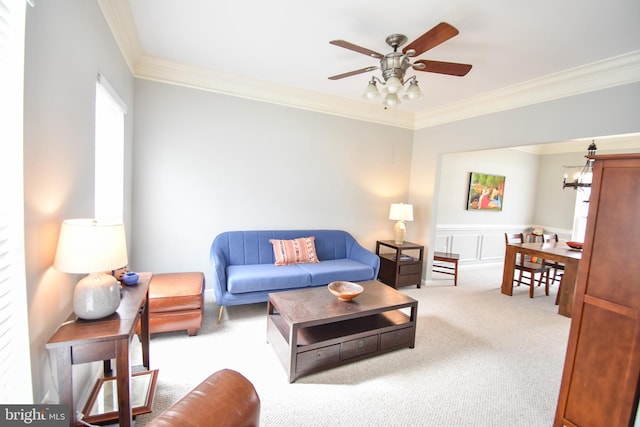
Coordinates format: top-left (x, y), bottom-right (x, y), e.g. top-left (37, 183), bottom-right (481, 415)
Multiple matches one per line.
top-left (210, 230), bottom-right (380, 322)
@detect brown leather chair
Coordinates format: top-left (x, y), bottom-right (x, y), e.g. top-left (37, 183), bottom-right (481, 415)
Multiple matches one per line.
top-left (147, 369), bottom-right (260, 427)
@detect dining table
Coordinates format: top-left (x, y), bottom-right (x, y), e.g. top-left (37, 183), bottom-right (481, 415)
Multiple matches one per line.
top-left (501, 241), bottom-right (582, 317)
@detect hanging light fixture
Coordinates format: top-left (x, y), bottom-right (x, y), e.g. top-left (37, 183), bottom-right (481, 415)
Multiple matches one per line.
top-left (563, 142), bottom-right (597, 190)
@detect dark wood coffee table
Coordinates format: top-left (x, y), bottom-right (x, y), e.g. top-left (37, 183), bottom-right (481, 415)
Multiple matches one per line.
top-left (267, 280), bottom-right (418, 382)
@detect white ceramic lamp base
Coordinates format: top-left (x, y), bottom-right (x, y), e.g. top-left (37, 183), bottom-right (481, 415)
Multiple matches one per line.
top-left (393, 220), bottom-right (407, 245)
top-left (73, 272), bottom-right (121, 320)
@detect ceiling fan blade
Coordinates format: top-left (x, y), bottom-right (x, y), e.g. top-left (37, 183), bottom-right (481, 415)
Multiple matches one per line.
top-left (330, 40), bottom-right (384, 59)
top-left (403, 22), bottom-right (459, 56)
top-left (412, 60), bottom-right (472, 76)
top-left (328, 66), bottom-right (378, 80)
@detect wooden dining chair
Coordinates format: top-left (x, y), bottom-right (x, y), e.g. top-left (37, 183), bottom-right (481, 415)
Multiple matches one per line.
top-left (543, 233), bottom-right (564, 304)
top-left (504, 233), bottom-right (550, 298)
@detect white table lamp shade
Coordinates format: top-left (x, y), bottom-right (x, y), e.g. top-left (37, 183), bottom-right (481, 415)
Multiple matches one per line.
top-left (389, 203), bottom-right (414, 245)
top-left (54, 219), bottom-right (128, 273)
top-left (54, 219), bottom-right (128, 319)
top-left (389, 203), bottom-right (413, 222)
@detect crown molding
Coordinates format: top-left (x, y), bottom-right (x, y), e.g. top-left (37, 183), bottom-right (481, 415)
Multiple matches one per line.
top-left (98, 1), bottom-right (415, 127)
top-left (414, 50), bottom-right (640, 129)
top-left (133, 51), bottom-right (640, 131)
top-left (99, 2), bottom-right (640, 131)
top-left (514, 133), bottom-right (640, 155)
top-left (135, 55), bottom-right (416, 129)
top-left (97, 0), bottom-right (142, 73)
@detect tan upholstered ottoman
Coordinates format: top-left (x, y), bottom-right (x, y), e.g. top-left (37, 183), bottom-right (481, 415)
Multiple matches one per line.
top-left (141, 272), bottom-right (204, 336)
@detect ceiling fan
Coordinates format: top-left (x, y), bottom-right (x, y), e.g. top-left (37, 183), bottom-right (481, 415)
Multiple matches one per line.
top-left (329, 22), bottom-right (472, 105)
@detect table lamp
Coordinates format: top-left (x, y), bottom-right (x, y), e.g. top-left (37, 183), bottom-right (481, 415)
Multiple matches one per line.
top-left (54, 219), bottom-right (128, 320)
top-left (389, 203), bottom-right (413, 245)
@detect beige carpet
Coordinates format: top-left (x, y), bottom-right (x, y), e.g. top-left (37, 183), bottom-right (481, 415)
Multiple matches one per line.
top-left (133, 264), bottom-right (570, 426)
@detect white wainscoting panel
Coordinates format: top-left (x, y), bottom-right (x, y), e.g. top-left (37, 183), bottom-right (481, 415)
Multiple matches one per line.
top-left (435, 224), bottom-right (572, 266)
top-left (451, 234), bottom-right (481, 262)
top-left (480, 233), bottom-right (507, 260)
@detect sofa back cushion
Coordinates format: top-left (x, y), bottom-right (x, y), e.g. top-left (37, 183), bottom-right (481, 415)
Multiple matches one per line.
top-left (215, 230), bottom-right (356, 266)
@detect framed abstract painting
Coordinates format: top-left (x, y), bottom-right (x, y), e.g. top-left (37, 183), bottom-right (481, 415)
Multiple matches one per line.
top-left (466, 172), bottom-right (505, 211)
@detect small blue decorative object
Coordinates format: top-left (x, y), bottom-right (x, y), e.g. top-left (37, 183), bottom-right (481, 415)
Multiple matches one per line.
top-left (122, 272), bottom-right (139, 285)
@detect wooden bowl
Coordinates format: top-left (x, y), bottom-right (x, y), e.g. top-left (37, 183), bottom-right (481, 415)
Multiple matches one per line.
top-left (566, 241), bottom-right (583, 250)
top-left (328, 281), bottom-right (364, 301)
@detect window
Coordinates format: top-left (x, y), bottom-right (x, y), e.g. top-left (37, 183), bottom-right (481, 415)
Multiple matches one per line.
top-left (571, 188), bottom-right (590, 242)
top-left (0, 0), bottom-right (34, 403)
top-left (95, 74), bottom-right (126, 221)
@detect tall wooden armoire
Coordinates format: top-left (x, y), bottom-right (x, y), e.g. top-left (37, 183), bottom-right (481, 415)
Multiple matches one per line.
top-left (554, 153), bottom-right (640, 426)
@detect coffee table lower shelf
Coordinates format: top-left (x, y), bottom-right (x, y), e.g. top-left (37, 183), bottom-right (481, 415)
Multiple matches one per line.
top-left (267, 308), bottom-right (416, 382)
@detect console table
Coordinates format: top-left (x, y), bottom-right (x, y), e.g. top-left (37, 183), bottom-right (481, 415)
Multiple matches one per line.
top-left (376, 240), bottom-right (424, 288)
top-left (46, 272), bottom-right (151, 427)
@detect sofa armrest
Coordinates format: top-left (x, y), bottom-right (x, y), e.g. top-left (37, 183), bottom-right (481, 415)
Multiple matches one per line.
top-left (209, 242), bottom-right (228, 306)
top-left (347, 239), bottom-right (380, 279)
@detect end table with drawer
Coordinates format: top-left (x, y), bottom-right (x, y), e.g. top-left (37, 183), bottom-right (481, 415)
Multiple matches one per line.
top-left (46, 272), bottom-right (152, 427)
top-left (376, 240), bottom-right (424, 289)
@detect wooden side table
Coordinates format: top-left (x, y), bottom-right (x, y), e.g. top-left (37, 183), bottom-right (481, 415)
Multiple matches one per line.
top-left (46, 272), bottom-right (151, 427)
top-left (376, 240), bottom-right (424, 288)
top-left (432, 252), bottom-right (460, 286)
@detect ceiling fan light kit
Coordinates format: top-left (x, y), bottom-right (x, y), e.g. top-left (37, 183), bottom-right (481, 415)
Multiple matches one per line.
top-left (329, 22), bottom-right (472, 108)
top-left (403, 79), bottom-right (423, 100)
top-left (362, 78), bottom-right (381, 99)
top-left (383, 93), bottom-right (401, 108)
top-left (384, 75), bottom-right (404, 94)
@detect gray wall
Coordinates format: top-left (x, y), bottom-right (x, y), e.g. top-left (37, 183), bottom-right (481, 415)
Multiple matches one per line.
top-left (409, 82), bottom-right (640, 273)
top-left (23, 0), bottom-right (134, 405)
top-left (533, 151), bottom-right (584, 229)
top-left (532, 145), bottom-right (640, 228)
top-left (434, 148), bottom-right (601, 243)
top-left (131, 80), bottom-right (414, 281)
top-left (431, 147), bottom-right (613, 266)
top-left (21, 0), bottom-right (640, 406)
top-left (436, 149), bottom-right (540, 227)
top-left (437, 145), bottom-right (640, 237)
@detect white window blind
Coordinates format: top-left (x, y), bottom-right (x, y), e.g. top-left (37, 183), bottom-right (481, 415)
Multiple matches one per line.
top-left (0, 0), bottom-right (34, 403)
top-left (95, 74), bottom-right (126, 221)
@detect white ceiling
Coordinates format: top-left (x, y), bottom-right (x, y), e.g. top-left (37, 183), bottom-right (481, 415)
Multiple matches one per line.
top-left (100, 0), bottom-right (640, 135)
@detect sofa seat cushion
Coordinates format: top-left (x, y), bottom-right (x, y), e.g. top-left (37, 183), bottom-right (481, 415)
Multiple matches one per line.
top-left (227, 264), bottom-right (311, 294)
top-left (298, 259), bottom-right (376, 285)
top-left (148, 272), bottom-right (204, 313)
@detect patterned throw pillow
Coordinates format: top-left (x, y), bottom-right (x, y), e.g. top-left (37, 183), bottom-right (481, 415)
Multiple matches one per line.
top-left (270, 236), bottom-right (320, 266)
